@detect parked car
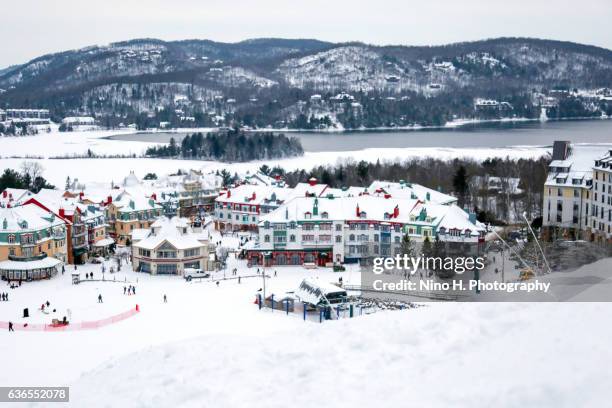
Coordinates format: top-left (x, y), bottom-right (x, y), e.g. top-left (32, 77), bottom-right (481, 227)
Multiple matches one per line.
top-left (184, 268), bottom-right (211, 281)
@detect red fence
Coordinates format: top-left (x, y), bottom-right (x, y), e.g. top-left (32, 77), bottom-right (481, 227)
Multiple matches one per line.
top-left (0, 306), bottom-right (139, 332)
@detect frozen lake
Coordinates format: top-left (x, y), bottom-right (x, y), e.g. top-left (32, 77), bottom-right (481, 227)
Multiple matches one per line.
top-left (107, 118), bottom-right (612, 152)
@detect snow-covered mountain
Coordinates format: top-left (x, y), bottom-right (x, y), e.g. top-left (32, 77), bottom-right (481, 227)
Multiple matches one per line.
top-left (1, 37), bottom-right (611, 128)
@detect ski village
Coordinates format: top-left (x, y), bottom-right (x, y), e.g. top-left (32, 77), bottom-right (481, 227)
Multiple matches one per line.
top-left (1, 31), bottom-right (612, 405)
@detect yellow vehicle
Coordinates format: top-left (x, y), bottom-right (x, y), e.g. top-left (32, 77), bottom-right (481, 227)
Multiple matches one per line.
top-left (519, 268), bottom-right (535, 281)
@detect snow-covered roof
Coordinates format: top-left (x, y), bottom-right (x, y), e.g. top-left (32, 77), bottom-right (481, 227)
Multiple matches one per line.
top-left (0, 204), bottom-right (64, 233)
top-left (545, 145), bottom-right (603, 188)
top-left (295, 278), bottom-right (347, 305)
top-left (215, 184), bottom-right (293, 206)
top-left (133, 217), bottom-right (208, 250)
top-left (0, 188), bottom-right (34, 206)
top-left (368, 181), bottom-right (456, 205)
top-left (260, 196), bottom-right (419, 224)
top-left (0, 257), bottom-right (62, 271)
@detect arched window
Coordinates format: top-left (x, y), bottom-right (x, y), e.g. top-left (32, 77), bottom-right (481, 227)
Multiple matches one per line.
top-left (264, 235), bottom-right (270, 242)
top-left (290, 234), bottom-right (296, 242)
top-left (349, 234), bottom-right (355, 241)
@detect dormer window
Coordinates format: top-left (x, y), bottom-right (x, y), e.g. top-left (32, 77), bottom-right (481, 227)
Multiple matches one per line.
top-left (321, 212), bottom-right (328, 219)
top-left (304, 212), bottom-right (312, 219)
top-left (359, 211), bottom-right (367, 219)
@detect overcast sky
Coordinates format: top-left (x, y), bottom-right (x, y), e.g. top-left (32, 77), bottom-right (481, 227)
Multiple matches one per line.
top-left (2, 0), bottom-right (611, 68)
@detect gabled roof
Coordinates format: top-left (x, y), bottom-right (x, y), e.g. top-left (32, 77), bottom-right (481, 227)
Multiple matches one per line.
top-left (0, 203), bottom-right (64, 233)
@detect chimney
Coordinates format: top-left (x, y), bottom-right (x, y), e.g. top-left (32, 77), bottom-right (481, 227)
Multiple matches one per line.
top-left (356, 204), bottom-right (360, 217)
top-left (393, 205), bottom-right (399, 218)
top-left (79, 192), bottom-right (84, 200)
top-left (2, 191), bottom-right (6, 198)
top-left (251, 192), bottom-right (256, 201)
top-left (151, 193), bottom-right (157, 201)
top-left (59, 208), bottom-right (65, 218)
top-left (107, 195), bottom-right (112, 205)
top-left (227, 190), bottom-right (231, 198)
top-left (384, 194), bottom-right (391, 199)
top-left (308, 177), bottom-right (317, 187)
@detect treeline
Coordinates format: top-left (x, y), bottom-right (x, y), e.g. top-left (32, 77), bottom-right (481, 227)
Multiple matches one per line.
top-left (0, 163), bottom-right (55, 194)
top-left (259, 156), bottom-right (549, 224)
top-left (145, 130), bottom-right (304, 162)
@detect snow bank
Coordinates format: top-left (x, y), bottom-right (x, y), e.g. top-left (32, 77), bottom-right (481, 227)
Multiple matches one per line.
top-left (69, 302), bottom-right (611, 408)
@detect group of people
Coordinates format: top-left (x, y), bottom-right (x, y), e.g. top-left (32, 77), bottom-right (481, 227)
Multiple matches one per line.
top-left (6, 279), bottom-right (21, 289)
top-left (1, 292), bottom-right (9, 301)
top-left (84, 272), bottom-right (95, 280)
top-left (123, 285), bottom-right (136, 295)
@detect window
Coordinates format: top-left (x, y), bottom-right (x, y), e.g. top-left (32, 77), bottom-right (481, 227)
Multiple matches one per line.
top-left (157, 264), bottom-right (178, 274)
top-left (290, 234), bottom-right (296, 242)
top-left (335, 224), bottom-right (342, 231)
top-left (157, 250), bottom-right (177, 258)
top-left (264, 235), bottom-right (270, 243)
top-left (184, 248), bottom-right (200, 257)
top-left (335, 236), bottom-right (342, 243)
top-left (349, 234), bottom-right (355, 241)
top-left (302, 234), bottom-right (314, 242)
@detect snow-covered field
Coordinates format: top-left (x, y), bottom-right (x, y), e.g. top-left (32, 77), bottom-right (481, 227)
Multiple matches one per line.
top-left (0, 129), bottom-right (550, 187)
top-left (2, 256), bottom-right (610, 407)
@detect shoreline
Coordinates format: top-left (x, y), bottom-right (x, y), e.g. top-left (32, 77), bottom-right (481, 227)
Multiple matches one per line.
top-left (103, 115), bottom-right (611, 139)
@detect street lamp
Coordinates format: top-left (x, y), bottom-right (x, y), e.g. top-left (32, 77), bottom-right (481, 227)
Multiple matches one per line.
top-left (262, 251), bottom-right (271, 300)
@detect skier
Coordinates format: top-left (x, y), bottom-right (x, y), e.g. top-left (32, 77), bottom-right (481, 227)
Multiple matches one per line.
top-left (163, 294), bottom-right (167, 303)
top-left (98, 294), bottom-right (103, 303)
top-left (8, 321), bottom-right (14, 332)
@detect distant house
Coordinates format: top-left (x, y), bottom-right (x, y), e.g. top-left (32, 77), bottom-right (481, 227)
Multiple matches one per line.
top-left (5, 109), bottom-right (50, 125)
top-left (61, 116), bottom-right (96, 128)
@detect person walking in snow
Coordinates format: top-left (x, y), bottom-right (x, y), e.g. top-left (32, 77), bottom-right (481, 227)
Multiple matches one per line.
top-left (274, 270), bottom-right (277, 277)
top-left (8, 321), bottom-right (14, 332)
top-left (163, 294), bottom-right (167, 303)
top-left (123, 286), bottom-right (127, 295)
top-left (216, 281), bottom-right (220, 287)
top-left (132, 286), bottom-right (136, 295)
top-left (238, 276), bottom-right (241, 284)
top-left (98, 294), bottom-right (103, 303)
